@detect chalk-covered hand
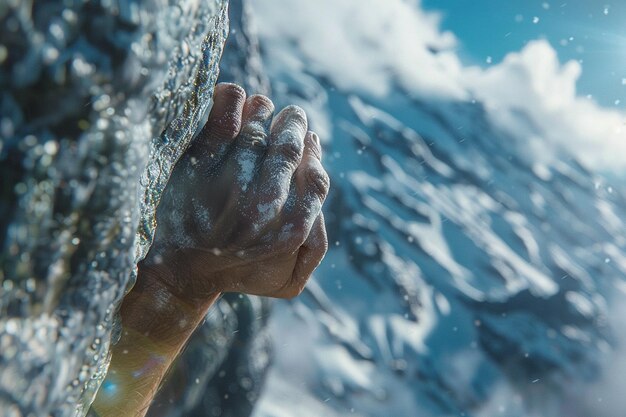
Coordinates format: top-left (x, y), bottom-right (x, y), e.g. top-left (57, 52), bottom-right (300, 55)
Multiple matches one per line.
top-left (142, 83), bottom-right (329, 305)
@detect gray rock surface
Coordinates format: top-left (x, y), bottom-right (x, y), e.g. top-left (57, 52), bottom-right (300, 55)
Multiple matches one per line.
top-left (0, 0), bottom-right (228, 415)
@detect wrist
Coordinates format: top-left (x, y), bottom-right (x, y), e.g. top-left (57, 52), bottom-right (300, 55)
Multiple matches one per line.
top-left (122, 264), bottom-right (220, 350)
top-left (92, 271), bottom-right (220, 417)
top-left (138, 248), bottom-right (222, 311)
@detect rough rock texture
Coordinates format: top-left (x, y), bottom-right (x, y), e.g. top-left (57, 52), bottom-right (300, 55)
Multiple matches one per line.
top-left (0, 0), bottom-right (228, 415)
top-left (149, 1), bottom-right (274, 415)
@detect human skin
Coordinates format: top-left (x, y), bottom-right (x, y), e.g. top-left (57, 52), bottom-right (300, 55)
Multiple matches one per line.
top-left (91, 83), bottom-right (330, 416)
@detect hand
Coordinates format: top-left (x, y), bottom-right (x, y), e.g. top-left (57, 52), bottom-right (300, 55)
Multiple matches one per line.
top-left (141, 83), bottom-right (330, 304)
top-left (91, 84), bottom-right (329, 417)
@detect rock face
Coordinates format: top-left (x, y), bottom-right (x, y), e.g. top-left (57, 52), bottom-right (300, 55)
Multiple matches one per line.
top-left (149, 2), bottom-right (274, 415)
top-left (0, 1), bottom-right (228, 415)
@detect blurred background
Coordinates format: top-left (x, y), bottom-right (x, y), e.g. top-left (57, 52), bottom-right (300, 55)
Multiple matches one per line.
top-left (232, 0), bottom-right (626, 416)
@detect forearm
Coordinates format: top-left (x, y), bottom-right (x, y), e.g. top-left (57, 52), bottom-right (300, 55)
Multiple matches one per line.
top-left (89, 84), bottom-right (329, 415)
top-left (91, 267), bottom-right (219, 417)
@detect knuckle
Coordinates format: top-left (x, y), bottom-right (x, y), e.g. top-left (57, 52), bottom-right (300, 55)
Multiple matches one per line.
top-left (306, 166), bottom-right (330, 199)
top-left (275, 225), bottom-right (307, 252)
top-left (279, 105), bottom-right (307, 130)
top-left (208, 84), bottom-right (246, 138)
top-left (220, 83), bottom-right (246, 102)
top-left (238, 123), bottom-right (268, 148)
top-left (247, 94), bottom-right (275, 115)
top-left (212, 116), bottom-right (241, 140)
top-left (292, 224), bottom-right (309, 247)
top-left (275, 140), bottom-right (303, 168)
top-left (283, 104), bottom-right (306, 119)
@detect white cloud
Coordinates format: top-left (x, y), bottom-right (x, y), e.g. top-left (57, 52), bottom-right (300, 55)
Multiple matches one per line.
top-left (464, 40), bottom-right (626, 172)
top-left (252, 0), bottom-right (626, 173)
top-left (253, 0), bottom-right (466, 100)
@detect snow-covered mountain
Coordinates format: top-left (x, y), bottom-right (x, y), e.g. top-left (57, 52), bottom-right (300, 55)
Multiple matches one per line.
top-left (237, 1), bottom-right (626, 416)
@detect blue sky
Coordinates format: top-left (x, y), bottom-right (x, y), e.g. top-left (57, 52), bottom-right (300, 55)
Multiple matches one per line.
top-left (255, 0), bottom-right (626, 172)
top-left (422, 0), bottom-right (626, 107)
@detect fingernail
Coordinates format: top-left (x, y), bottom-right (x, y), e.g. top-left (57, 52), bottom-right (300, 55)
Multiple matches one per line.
top-left (310, 132), bottom-right (322, 161)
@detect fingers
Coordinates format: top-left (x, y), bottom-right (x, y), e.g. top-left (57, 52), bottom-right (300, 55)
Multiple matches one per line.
top-left (189, 83), bottom-right (246, 160)
top-left (224, 95), bottom-right (275, 192)
top-left (282, 131), bottom-right (329, 245)
top-left (242, 94), bottom-right (275, 129)
top-left (254, 105), bottom-right (308, 213)
top-left (279, 213), bottom-right (328, 299)
top-left (239, 94), bottom-right (275, 151)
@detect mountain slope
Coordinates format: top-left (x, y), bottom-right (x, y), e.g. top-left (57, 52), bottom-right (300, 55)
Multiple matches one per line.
top-left (245, 1), bottom-right (626, 416)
